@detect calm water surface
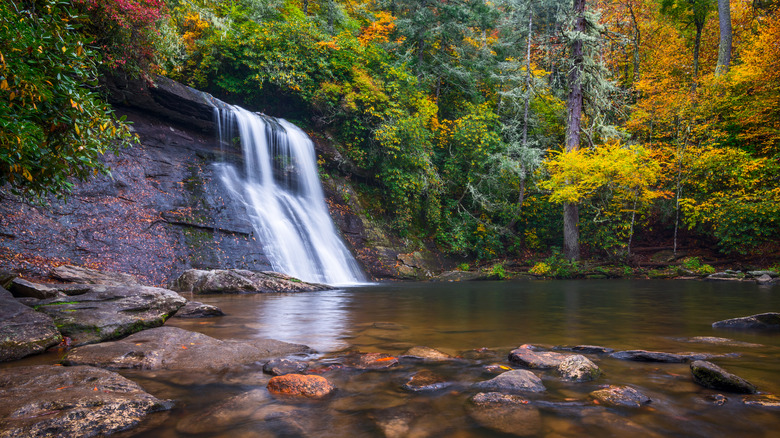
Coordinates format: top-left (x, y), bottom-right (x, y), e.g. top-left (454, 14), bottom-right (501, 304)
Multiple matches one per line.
top-left (19, 280), bottom-right (780, 437)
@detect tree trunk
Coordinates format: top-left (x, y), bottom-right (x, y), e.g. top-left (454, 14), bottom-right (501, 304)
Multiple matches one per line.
top-left (627, 0), bottom-right (641, 81)
top-left (692, 20), bottom-right (703, 88)
top-left (303, 0), bottom-right (308, 14)
top-left (715, 0), bottom-right (732, 76)
top-left (564, 0), bottom-right (586, 261)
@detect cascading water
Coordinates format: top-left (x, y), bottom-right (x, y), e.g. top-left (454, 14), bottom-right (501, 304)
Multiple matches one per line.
top-left (215, 105), bottom-right (365, 286)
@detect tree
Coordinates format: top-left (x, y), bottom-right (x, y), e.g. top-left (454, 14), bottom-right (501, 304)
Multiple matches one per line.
top-left (564, 0), bottom-right (586, 261)
top-left (660, 0), bottom-right (713, 83)
top-left (0, 0), bottom-right (135, 199)
top-left (715, 0), bottom-right (731, 76)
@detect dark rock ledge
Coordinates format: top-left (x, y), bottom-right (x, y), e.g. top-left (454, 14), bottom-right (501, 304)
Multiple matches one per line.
top-left (169, 269), bottom-right (332, 294)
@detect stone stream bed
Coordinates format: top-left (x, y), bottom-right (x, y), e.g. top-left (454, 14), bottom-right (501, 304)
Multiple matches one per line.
top-left (3, 279), bottom-right (780, 437)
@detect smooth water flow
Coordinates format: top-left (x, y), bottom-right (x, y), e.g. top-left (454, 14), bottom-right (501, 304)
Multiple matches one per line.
top-left (215, 106), bottom-right (365, 285)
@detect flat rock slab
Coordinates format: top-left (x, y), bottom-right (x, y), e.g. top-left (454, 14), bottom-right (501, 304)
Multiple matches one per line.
top-left (712, 313), bottom-right (780, 331)
top-left (169, 269), bottom-right (332, 294)
top-left (467, 392), bottom-right (541, 437)
top-left (0, 365), bottom-right (170, 438)
top-left (34, 285), bottom-right (186, 346)
top-left (0, 287), bottom-right (61, 362)
top-left (401, 345), bottom-right (453, 361)
top-left (267, 374), bottom-right (334, 398)
top-left (172, 301), bottom-right (225, 318)
top-left (65, 326), bottom-right (312, 371)
top-left (9, 278), bottom-right (60, 299)
top-left (590, 385), bottom-right (651, 407)
top-left (609, 350), bottom-right (688, 363)
top-left (50, 264), bottom-right (140, 286)
top-left (509, 345), bottom-right (568, 368)
top-left (473, 369), bottom-right (546, 394)
top-left (690, 360), bottom-right (757, 394)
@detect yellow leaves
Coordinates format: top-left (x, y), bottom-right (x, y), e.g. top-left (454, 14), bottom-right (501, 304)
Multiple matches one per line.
top-left (0, 79), bottom-right (7, 90)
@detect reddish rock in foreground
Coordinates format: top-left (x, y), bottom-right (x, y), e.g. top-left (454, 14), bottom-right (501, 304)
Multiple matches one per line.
top-left (267, 374), bottom-right (335, 398)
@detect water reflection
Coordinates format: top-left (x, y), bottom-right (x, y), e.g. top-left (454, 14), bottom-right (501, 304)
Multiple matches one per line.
top-left (253, 289), bottom-right (353, 352)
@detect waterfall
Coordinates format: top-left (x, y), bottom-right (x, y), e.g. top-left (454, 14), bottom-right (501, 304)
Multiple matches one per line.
top-left (215, 105), bottom-right (366, 286)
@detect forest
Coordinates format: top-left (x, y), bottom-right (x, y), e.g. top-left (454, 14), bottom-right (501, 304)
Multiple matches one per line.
top-left (1, 0), bottom-right (779, 268)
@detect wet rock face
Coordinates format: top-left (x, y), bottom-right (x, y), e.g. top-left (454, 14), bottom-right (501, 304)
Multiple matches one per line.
top-left (589, 385), bottom-right (652, 407)
top-left (473, 369), bottom-right (546, 394)
top-left (267, 374), bottom-right (335, 398)
top-left (169, 269), bottom-right (332, 293)
top-left (401, 370), bottom-right (450, 392)
top-left (557, 354), bottom-right (601, 382)
top-left (509, 345), bottom-right (568, 369)
top-left (33, 284), bottom-right (186, 346)
top-left (690, 360), bottom-right (757, 394)
top-left (0, 287), bottom-right (62, 362)
top-left (65, 326), bottom-right (312, 371)
top-left (712, 313), bottom-right (780, 331)
top-left (0, 365), bottom-right (171, 438)
top-left (467, 392), bottom-right (542, 437)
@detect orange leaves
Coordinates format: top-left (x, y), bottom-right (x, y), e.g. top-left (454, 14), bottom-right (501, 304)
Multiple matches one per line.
top-left (358, 11), bottom-right (396, 46)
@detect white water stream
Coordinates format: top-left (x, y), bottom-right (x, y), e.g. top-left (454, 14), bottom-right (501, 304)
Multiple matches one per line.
top-left (215, 106), bottom-right (365, 285)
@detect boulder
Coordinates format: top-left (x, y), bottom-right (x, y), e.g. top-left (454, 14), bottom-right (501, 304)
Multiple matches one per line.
top-left (712, 313), bottom-right (780, 331)
top-left (557, 354), bottom-right (601, 382)
top-left (401, 345), bottom-right (453, 361)
top-left (267, 374), bottom-right (335, 398)
top-left (473, 369), bottom-right (546, 394)
top-left (509, 345), bottom-right (568, 368)
top-left (65, 326), bottom-right (311, 370)
top-left (168, 269), bottom-right (332, 294)
top-left (609, 350), bottom-right (687, 363)
top-left (466, 392), bottom-right (542, 437)
top-left (0, 365), bottom-right (171, 438)
top-left (263, 358), bottom-right (309, 376)
top-left (690, 360), bottom-right (757, 394)
top-left (0, 287), bottom-right (61, 362)
top-left (50, 265), bottom-right (140, 286)
top-left (34, 284), bottom-right (186, 346)
top-left (589, 385), bottom-right (651, 407)
top-left (755, 274), bottom-right (775, 284)
top-left (344, 352), bottom-right (399, 369)
top-left (8, 278), bottom-right (59, 299)
top-left (401, 370), bottom-right (450, 392)
top-left (747, 270), bottom-right (778, 278)
top-left (172, 301), bottom-right (225, 318)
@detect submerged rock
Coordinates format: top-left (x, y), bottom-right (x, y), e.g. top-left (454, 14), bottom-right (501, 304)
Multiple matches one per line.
top-left (609, 350), bottom-right (687, 363)
top-left (0, 287), bottom-right (62, 362)
top-left (557, 354), bottom-right (601, 382)
top-left (712, 313), bottom-right (780, 331)
top-left (742, 394), bottom-right (780, 408)
top-left (173, 301), bottom-right (225, 318)
top-left (169, 268), bottom-right (332, 294)
top-left (467, 392), bottom-right (541, 437)
top-left (677, 336), bottom-right (763, 348)
top-left (589, 385), bottom-right (651, 407)
top-left (509, 345), bottom-right (568, 368)
top-left (556, 345), bottom-right (614, 354)
top-left (34, 284), bottom-right (186, 346)
top-left (473, 369), bottom-right (546, 394)
top-left (690, 360), bottom-right (757, 394)
top-left (401, 370), bottom-right (450, 392)
top-left (263, 358), bottom-right (309, 376)
top-left (401, 345), bottom-right (453, 361)
top-left (65, 326), bottom-right (312, 370)
top-left (344, 352), bottom-right (399, 369)
top-left (0, 365), bottom-right (171, 438)
top-left (50, 264), bottom-right (140, 286)
top-left (267, 374), bottom-right (334, 398)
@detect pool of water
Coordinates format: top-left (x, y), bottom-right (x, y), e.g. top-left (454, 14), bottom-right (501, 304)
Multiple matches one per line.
top-left (10, 280), bottom-right (779, 437)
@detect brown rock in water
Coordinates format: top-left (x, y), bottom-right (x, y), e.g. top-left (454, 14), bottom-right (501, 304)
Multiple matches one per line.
top-left (690, 360), bottom-right (757, 394)
top-left (557, 354), bottom-right (601, 382)
top-left (169, 269), bottom-right (332, 294)
top-left (0, 287), bottom-right (62, 362)
top-left (742, 394), bottom-right (780, 408)
top-left (0, 365), bottom-right (171, 438)
top-left (267, 374), bottom-right (334, 398)
top-left (712, 312), bottom-right (780, 331)
top-left (401, 370), bottom-right (450, 392)
top-left (473, 369), bottom-right (546, 394)
top-left (344, 352), bottom-right (399, 369)
top-left (509, 345), bottom-right (568, 368)
top-left (401, 345), bottom-right (453, 361)
top-left (609, 350), bottom-right (687, 363)
top-left (590, 385), bottom-right (651, 407)
top-left (263, 358), bottom-right (309, 376)
top-left (467, 392), bottom-right (542, 437)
